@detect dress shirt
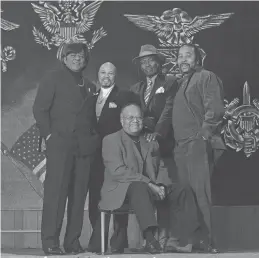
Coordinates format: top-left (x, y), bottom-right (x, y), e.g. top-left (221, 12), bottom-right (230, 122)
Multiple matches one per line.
top-left (96, 84), bottom-right (115, 121)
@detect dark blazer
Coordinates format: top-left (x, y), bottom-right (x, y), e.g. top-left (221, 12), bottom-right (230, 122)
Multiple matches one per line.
top-left (33, 67), bottom-right (100, 155)
top-left (130, 73), bottom-right (178, 156)
top-left (173, 67), bottom-right (226, 150)
top-left (95, 85), bottom-right (139, 139)
top-left (99, 129), bottom-right (160, 211)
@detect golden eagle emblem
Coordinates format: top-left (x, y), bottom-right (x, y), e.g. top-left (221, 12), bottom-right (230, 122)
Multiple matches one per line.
top-left (32, 0), bottom-right (107, 59)
top-left (125, 8), bottom-right (233, 76)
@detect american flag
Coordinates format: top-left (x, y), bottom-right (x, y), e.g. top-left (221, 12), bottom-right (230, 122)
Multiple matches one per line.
top-left (10, 123), bottom-right (46, 183)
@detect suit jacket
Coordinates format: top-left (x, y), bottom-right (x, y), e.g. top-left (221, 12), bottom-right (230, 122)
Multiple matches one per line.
top-left (95, 85), bottom-right (139, 140)
top-left (99, 129), bottom-right (160, 211)
top-left (173, 67), bottom-right (226, 150)
top-left (33, 67), bottom-right (100, 156)
top-left (130, 73), bottom-right (178, 156)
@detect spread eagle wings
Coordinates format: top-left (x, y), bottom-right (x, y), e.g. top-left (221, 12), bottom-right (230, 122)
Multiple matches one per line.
top-left (76, 0), bottom-right (103, 34)
top-left (183, 13), bottom-right (234, 38)
top-left (124, 14), bottom-right (172, 39)
top-left (1, 18), bottom-right (20, 31)
top-left (1, 10), bottom-right (20, 31)
top-left (31, 3), bottom-right (60, 34)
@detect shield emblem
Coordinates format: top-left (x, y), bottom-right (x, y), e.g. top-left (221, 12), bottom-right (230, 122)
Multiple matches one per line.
top-left (60, 24), bottom-right (77, 40)
top-left (239, 114), bottom-right (256, 133)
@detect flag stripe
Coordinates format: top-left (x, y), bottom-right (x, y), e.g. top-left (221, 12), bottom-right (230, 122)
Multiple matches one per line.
top-left (33, 158), bottom-right (46, 175)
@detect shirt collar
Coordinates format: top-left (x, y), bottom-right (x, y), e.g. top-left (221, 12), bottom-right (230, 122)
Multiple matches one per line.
top-left (100, 84), bottom-right (115, 96)
top-left (146, 74), bottom-right (158, 85)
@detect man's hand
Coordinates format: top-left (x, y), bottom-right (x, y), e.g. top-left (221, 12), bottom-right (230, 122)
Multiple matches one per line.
top-left (144, 132), bottom-right (161, 142)
top-left (41, 138), bottom-right (47, 152)
top-left (148, 182), bottom-right (165, 200)
top-left (143, 117), bottom-right (156, 131)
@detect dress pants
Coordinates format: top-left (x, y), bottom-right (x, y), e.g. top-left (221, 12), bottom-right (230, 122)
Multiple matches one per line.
top-left (165, 184), bottom-right (200, 246)
top-left (118, 181), bottom-right (199, 246)
top-left (174, 137), bottom-right (220, 243)
top-left (126, 182), bottom-right (158, 232)
top-left (41, 133), bottom-right (92, 251)
top-left (88, 152), bottom-right (128, 251)
top-left (156, 156), bottom-right (178, 243)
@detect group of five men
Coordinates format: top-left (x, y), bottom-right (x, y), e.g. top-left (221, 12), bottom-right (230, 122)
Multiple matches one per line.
top-left (33, 41), bottom-right (225, 255)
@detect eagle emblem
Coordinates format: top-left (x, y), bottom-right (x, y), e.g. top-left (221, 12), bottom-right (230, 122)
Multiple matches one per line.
top-left (31, 0), bottom-right (107, 59)
top-left (222, 82), bottom-right (259, 157)
top-left (125, 8), bottom-right (233, 76)
top-left (1, 9), bottom-right (20, 72)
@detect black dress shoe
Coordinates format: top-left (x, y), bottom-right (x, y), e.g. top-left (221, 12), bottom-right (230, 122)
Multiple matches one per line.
top-left (64, 245), bottom-right (85, 255)
top-left (44, 246), bottom-right (64, 255)
top-left (86, 246), bottom-right (101, 253)
top-left (111, 247), bottom-right (124, 254)
top-left (193, 240), bottom-right (220, 253)
top-left (144, 240), bottom-right (162, 254)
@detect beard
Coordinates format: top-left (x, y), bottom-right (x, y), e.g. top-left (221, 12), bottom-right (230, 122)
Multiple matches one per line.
top-left (99, 79), bottom-right (114, 88)
top-left (179, 63), bottom-right (195, 74)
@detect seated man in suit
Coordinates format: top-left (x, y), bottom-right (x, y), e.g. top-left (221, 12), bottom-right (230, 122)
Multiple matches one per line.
top-left (99, 103), bottom-right (200, 253)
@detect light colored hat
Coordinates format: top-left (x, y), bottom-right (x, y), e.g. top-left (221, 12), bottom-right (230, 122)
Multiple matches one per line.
top-left (133, 44), bottom-right (165, 63)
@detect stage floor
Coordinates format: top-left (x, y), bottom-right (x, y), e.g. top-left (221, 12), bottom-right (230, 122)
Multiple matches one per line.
top-left (1, 249), bottom-right (259, 258)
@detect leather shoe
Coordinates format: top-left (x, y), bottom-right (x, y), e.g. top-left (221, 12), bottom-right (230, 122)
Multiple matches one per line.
top-left (111, 247), bottom-right (124, 254)
top-left (64, 245), bottom-right (85, 255)
top-left (86, 246), bottom-right (101, 253)
top-left (193, 240), bottom-right (220, 253)
top-left (144, 240), bottom-right (162, 254)
top-left (44, 246), bottom-right (64, 255)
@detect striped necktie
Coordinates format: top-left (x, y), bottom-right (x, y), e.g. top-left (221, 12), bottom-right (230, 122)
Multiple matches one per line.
top-left (144, 78), bottom-right (153, 104)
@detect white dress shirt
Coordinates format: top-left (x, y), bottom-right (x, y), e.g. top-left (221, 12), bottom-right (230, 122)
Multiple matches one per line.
top-left (96, 84), bottom-right (115, 121)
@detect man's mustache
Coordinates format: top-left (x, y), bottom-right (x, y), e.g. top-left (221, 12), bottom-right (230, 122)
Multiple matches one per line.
top-left (180, 63), bottom-right (190, 67)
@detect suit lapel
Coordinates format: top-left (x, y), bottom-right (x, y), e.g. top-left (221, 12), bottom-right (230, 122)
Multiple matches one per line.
top-left (181, 71), bottom-right (196, 111)
top-left (146, 74), bottom-right (165, 108)
top-left (62, 71), bottom-right (85, 113)
top-left (77, 78), bottom-right (96, 113)
top-left (139, 136), bottom-right (149, 161)
top-left (97, 85), bottom-right (118, 125)
top-left (122, 131), bottom-right (143, 172)
top-left (139, 81), bottom-right (147, 111)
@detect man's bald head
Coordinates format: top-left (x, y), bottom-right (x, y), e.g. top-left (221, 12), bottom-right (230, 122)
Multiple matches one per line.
top-left (98, 62), bottom-right (116, 88)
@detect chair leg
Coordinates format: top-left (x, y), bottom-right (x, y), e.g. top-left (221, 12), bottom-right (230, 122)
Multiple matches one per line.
top-left (101, 211), bottom-right (105, 254)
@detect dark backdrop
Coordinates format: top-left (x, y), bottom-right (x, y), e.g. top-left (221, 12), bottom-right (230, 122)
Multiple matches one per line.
top-left (1, 1), bottom-right (259, 205)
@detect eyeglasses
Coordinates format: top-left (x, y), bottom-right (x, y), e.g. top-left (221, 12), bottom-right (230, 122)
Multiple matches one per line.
top-left (123, 116), bottom-right (143, 121)
top-left (68, 53), bottom-right (85, 59)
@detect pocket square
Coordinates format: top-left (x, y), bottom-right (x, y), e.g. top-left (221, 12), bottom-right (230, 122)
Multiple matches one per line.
top-left (109, 102), bottom-right (117, 108)
top-left (155, 87), bottom-right (165, 94)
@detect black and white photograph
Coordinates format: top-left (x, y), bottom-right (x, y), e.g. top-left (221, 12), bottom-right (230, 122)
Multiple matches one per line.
top-left (1, 1), bottom-right (259, 257)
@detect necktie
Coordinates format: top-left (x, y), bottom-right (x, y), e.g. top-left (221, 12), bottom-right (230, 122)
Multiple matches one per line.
top-left (144, 78), bottom-right (153, 104)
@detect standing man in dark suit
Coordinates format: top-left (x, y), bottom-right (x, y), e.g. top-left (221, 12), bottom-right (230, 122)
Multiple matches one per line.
top-left (130, 45), bottom-right (179, 244)
top-left (87, 62), bottom-right (138, 253)
top-left (172, 43), bottom-right (226, 253)
top-left (33, 42), bottom-right (100, 255)
top-left (99, 103), bottom-right (200, 254)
